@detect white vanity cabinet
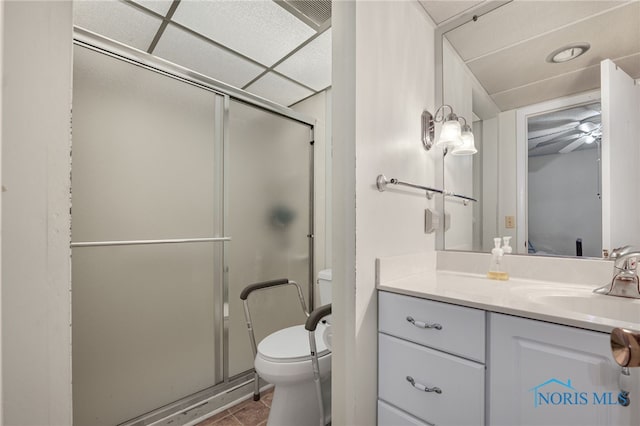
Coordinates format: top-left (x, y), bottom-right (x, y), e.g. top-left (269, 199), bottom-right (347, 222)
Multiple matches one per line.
top-left (377, 291), bottom-right (637, 426)
top-left (489, 312), bottom-right (633, 426)
top-left (378, 291), bottom-right (486, 426)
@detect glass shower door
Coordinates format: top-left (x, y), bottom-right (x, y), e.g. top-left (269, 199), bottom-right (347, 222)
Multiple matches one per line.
top-left (226, 100), bottom-right (313, 377)
top-left (72, 45), bottom-right (224, 426)
top-left (72, 42), bottom-right (315, 426)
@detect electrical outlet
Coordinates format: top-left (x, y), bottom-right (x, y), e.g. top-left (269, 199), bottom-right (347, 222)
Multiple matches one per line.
top-left (505, 216), bottom-right (515, 229)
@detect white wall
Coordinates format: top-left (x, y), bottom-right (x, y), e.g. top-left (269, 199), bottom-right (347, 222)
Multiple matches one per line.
top-left (0, 1), bottom-right (4, 419)
top-left (529, 149), bottom-right (602, 257)
top-left (332, 1), bottom-right (436, 424)
top-left (292, 89), bottom-right (333, 286)
top-left (1, 1), bottom-right (73, 424)
top-left (442, 40), bottom-right (473, 250)
top-left (498, 110), bottom-right (518, 246)
top-left (482, 117), bottom-right (499, 251)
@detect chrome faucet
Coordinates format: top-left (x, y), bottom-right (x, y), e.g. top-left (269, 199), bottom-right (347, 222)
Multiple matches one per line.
top-left (594, 246), bottom-right (640, 298)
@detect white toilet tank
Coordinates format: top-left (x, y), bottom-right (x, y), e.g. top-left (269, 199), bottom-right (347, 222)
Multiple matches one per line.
top-left (317, 269), bottom-right (332, 306)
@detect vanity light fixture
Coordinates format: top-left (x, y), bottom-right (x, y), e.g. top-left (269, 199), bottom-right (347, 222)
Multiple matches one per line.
top-left (546, 43), bottom-right (590, 64)
top-left (422, 105), bottom-right (476, 155)
top-left (451, 119), bottom-right (478, 155)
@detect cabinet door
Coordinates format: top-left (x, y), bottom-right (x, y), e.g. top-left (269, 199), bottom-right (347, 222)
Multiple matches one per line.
top-left (489, 313), bottom-right (638, 426)
top-left (378, 400), bottom-right (432, 426)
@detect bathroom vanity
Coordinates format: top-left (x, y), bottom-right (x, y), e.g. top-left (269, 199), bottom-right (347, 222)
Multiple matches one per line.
top-left (376, 253), bottom-right (640, 426)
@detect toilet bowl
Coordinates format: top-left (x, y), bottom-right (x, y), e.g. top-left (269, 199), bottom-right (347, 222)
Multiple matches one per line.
top-left (254, 269), bottom-right (332, 426)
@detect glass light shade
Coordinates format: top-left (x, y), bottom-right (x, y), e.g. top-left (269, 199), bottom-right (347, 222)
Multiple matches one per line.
top-left (583, 134), bottom-right (596, 144)
top-left (451, 127), bottom-right (477, 155)
top-left (435, 119), bottom-right (462, 147)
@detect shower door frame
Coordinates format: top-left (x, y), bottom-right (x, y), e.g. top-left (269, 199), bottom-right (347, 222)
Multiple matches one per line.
top-left (72, 28), bottom-right (316, 426)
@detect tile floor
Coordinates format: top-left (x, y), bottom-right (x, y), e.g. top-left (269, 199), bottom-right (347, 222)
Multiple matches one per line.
top-left (196, 389), bottom-right (273, 426)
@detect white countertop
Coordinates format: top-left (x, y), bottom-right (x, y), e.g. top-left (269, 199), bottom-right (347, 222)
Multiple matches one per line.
top-left (377, 270), bottom-right (640, 333)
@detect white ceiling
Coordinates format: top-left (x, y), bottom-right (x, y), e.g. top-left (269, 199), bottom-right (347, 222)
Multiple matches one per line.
top-left (73, 0), bottom-right (332, 107)
top-left (422, 0), bottom-right (640, 111)
top-left (419, 0), bottom-right (485, 25)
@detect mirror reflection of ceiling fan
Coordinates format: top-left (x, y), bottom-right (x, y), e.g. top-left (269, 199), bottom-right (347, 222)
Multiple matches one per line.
top-left (557, 121), bottom-right (602, 154)
top-left (527, 103), bottom-right (602, 156)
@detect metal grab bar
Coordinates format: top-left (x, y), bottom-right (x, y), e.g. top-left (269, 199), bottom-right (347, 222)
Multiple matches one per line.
top-left (241, 279), bottom-right (309, 402)
top-left (376, 174), bottom-right (477, 204)
top-left (71, 237), bottom-right (231, 248)
top-left (306, 304), bottom-right (332, 426)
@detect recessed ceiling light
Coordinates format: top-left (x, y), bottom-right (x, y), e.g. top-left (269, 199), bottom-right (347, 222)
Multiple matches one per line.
top-left (546, 43), bottom-right (591, 63)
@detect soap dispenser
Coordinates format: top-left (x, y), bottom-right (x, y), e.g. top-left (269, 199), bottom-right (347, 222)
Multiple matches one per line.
top-left (487, 237), bottom-right (508, 280)
top-left (501, 236), bottom-right (512, 280)
top-left (502, 236), bottom-right (513, 254)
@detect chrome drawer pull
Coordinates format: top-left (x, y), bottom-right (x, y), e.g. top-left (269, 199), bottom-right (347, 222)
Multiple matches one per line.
top-left (406, 316), bottom-right (442, 330)
top-left (406, 376), bottom-right (442, 394)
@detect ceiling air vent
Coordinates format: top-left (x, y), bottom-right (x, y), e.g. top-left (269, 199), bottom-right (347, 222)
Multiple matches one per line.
top-left (278, 0), bottom-right (332, 29)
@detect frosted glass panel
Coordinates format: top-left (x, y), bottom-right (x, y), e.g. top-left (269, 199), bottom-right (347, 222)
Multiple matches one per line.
top-left (72, 45), bottom-right (217, 241)
top-left (73, 0), bottom-right (162, 51)
top-left (171, 0), bottom-right (315, 66)
top-left (72, 244), bottom-right (216, 426)
top-left (245, 72), bottom-right (314, 107)
top-left (154, 24), bottom-right (265, 88)
top-left (72, 45), bottom-right (221, 426)
top-left (275, 29), bottom-right (332, 91)
top-left (227, 100), bottom-right (312, 376)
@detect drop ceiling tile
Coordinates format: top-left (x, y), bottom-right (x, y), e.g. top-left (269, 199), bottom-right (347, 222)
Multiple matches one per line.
top-left (275, 29), bottom-right (331, 91)
top-left (171, 0), bottom-right (316, 66)
top-left (73, 0), bottom-right (162, 51)
top-left (154, 24), bottom-right (266, 88)
top-left (245, 72), bottom-right (314, 106)
top-left (130, 0), bottom-right (174, 17)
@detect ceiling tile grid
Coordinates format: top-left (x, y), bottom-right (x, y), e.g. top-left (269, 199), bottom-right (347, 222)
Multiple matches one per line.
top-left (73, 0), bottom-right (331, 107)
top-left (275, 29), bottom-right (332, 91)
top-left (74, 0), bottom-right (163, 51)
top-left (170, 0), bottom-right (317, 67)
top-left (153, 24), bottom-right (266, 88)
top-left (130, 0), bottom-right (174, 17)
top-left (244, 71), bottom-right (314, 106)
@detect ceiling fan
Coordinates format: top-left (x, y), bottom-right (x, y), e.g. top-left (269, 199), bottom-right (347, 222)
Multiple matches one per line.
top-left (558, 122), bottom-right (602, 154)
top-left (528, 111), bottom-right (601, 154)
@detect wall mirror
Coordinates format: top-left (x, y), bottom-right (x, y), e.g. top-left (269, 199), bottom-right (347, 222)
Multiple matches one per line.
top-left (429, 0), bottom-right (640, 257)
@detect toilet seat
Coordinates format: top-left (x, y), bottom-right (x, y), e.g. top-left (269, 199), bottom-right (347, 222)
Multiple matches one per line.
top-left (258, 323), bottom-right (330, 363)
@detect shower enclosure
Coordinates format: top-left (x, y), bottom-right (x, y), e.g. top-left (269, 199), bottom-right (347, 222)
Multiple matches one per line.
top-left (71, 34), bottom-right (315, 426)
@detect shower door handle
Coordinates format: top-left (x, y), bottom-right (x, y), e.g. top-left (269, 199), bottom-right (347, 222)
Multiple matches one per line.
top-left (71, 237), bottom-right (231, 248)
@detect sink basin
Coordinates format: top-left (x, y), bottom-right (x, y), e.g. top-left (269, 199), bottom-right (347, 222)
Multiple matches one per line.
top-left (529, 292), bottom-right (640, 323)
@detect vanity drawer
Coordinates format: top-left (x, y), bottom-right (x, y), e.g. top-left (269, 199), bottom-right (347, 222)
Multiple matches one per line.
top-left (378, 333), bottom-right (485, 426)
top-left (378, 291), bottom-right (485, 362)
top-left (378, 400), bottom-right (432, 426)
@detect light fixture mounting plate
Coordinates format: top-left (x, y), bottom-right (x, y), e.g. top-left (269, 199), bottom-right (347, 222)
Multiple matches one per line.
top-left (422, 110), bottom-right (435, 151)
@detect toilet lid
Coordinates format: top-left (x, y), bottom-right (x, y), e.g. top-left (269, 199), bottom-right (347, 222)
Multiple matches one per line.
top-left (257, 323), bottom-right (330, 363)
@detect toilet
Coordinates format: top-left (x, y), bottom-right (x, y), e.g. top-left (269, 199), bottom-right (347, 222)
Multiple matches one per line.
top-left (254, 269), bottom-right (332, 426)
